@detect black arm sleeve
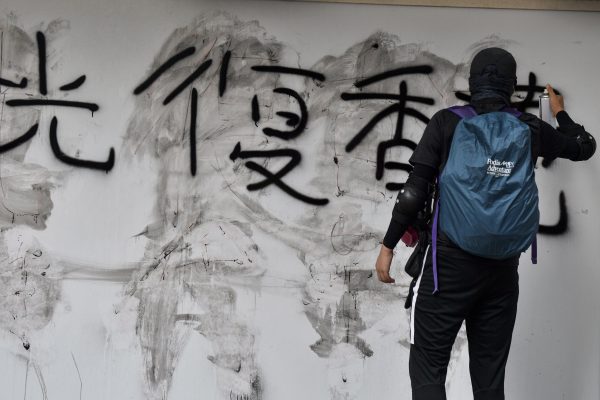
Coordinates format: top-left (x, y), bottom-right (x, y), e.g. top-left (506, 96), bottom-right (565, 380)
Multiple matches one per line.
top-left (382, 111), bottom-right (448, 249)
top-left (539, 110), bottom-right (596, 161)
top-left (382, 164), bottom-right (436, 249)
top-left (382, 218), bottom-right (408, 249)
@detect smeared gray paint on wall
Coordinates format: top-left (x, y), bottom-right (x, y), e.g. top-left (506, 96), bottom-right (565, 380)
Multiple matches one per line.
top-left (119, 11), bottom-right (484, 399)
top-left (0, 24), bottom-right (60, 355)
top-left (120, 12), bottom-right (287, 399)
top-left (0, 235), bottom-right (59, 346)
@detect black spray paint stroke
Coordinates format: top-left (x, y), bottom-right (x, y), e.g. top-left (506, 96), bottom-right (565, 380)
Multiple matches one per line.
top-left (538, 191), bottom-right (568, 235)
top-left (251, 95), bottom-right (260, 126)
top-left (0, 124), bottom-right (38, 153)
top-left (190, 88), bottom-right (198, 176)
top-left (219, 50), bottom-right (232, 97)
top-left (6, 99), bottom-right (99, 113)
top-left (49, 117), bottom-right (115, 172)
top-left (133, 46), bottom-right (196, 95)
top-left (341, 92), bottom-right (435, 105)
top-left (163, 59), bottom-right (213, 105)
top-left (36, 32), bottom-right (47, 95)
top-left (59, 75), bottom-right (86, 91)
top-left (354, 65), bottom-right (434, 88)
top-left (229, 142), bottom-right (329, 205)
top-left (276, 111), bottom-right (299, 127)
top-left (262, 88), bottom-right (307, 140)
top-left (251, 65), bottom-right (325, 81)
top-left (0, 77), bottom-right (28, 88)
top-left (513, 73), bottom-right (549, 111)
top-left (343, 103), bottom-right (428, 153)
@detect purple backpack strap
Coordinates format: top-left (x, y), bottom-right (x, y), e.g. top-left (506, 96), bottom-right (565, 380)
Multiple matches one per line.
top-left (431, 195), bottom-right (440, 295)
top-left (503, 107), bottom-right (523, 118)
top-left (448, 105), bottom-right (477, 119)
top-left (531, 236), bottom-right (537, 264)
top-left (448, 105), bottom-right (523, 119)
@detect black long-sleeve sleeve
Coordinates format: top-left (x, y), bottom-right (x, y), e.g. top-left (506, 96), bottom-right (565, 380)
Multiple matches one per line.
top-left (540, 110), bottom-right (596, 161)
top-left (381, 217), bottom-right (407, 250)
top-left (382, 164), bottom-right (436, 249)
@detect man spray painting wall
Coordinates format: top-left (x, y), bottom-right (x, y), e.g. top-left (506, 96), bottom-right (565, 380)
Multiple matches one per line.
top-left (0, 1), bottom-right (599, 398)
top-left (375, 47), bottom-right (596, 399)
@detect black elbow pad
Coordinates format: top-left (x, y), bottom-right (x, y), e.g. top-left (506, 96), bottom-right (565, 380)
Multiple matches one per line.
top-left (392, 184), bottom-right (429, 223)
top-left (576, 131), bottom-right (596, 160)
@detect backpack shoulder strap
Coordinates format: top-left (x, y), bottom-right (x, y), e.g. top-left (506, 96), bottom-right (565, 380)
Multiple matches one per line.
top-left (515, 111), bottom-right (542, 161)
top-left (447, 105), bottom-right (524, 119)
top-left (502, 107), bottom-right (523, 118)
top-left (447, 105), bottom-right (477, 119)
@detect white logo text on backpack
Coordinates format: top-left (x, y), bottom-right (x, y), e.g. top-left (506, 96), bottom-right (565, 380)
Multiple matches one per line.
top-left (486, 158), bottom-right (514, 177)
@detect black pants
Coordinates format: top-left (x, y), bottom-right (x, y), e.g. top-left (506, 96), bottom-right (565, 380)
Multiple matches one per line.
top-left (409, 241), bottom-right (519, 400)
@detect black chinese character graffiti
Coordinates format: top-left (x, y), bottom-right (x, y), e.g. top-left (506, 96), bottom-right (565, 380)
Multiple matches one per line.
top-left (230, 65), bottom-right (329, 206)
top-left (1, 32), bottom-right (114, 172)
top-left (341, 65), bottom-right (435, 191)
top-left (133, 46), bottom-right (233, 176)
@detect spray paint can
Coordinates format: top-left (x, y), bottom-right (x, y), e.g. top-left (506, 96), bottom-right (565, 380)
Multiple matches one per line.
top-left (539, 89), bottom-right (556, 128)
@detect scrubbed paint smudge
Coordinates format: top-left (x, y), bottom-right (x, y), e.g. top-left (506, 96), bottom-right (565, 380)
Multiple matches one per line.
top-left (120, 11), bottom-right (494, 400)
top-left (0, 234), bottom-right (60, 349)
top-left (120, 11), bottom-right (308, 399)
top-left (0, 159), bottom-right (54, 229)
top-left (121, 220), bottom-right (266, 399)
top-left (0, 23), bottom-right (60, 352)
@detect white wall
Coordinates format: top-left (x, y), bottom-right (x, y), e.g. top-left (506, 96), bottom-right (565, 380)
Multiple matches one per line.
top-left (0, 0), bottom-right (598, 399)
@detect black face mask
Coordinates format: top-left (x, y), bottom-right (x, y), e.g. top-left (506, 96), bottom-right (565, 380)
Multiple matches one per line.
top-left (468, 48), bottom-right (517, 107)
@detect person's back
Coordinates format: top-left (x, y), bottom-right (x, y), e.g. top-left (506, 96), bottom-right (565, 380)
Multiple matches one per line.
top-left (374, 47), bottom-right (596, 400)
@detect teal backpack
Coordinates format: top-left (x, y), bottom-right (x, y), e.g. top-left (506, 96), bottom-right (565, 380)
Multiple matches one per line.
top-left (431, 105), bottom-right (539, 294)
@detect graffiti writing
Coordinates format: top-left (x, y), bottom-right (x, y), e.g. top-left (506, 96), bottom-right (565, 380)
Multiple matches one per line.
top-left (0, 31), bottom-right (572, 234)
top-left (341, 65), bottom-right (435, 191)
top-left (133, 46), bottom-right (219, 176)
top-left (1, 31), bottom-right (114, 172)
top-left (229, 65), bottom-right (329, 205)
